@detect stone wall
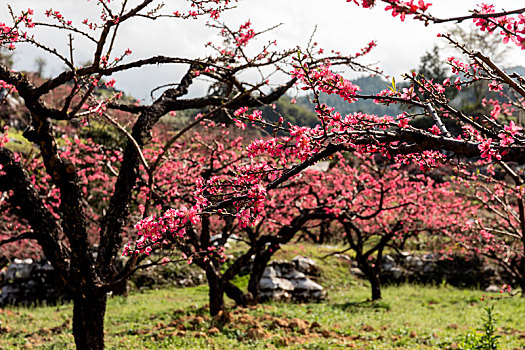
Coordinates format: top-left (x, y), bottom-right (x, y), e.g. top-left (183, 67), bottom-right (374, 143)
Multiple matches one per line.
top-left (0, 257), bottom-right (206, 306)
top-left (0, 259), bottom-right (71, 306)
top-left (345, 253), bottom-right (506, 290)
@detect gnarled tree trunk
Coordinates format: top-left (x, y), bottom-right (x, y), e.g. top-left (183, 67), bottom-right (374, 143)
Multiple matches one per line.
top-left (205, 268), bottom-right (225, 316)
top-left (72, 291), bottom-right (107, 350)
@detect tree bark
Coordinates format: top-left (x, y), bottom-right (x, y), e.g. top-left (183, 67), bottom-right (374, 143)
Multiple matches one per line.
top-left (248, 250), bottom-right (273, 301)
top-left (206, 268), bottom-right (224, 316)
top-left (72, 291), bottom-right (107, 350)
top-left (358, 259), bottom-right (382, 301)
top-left (369, 271), bottom-right (382, 301)
top-left (224, 282), bottom-right (251, 306)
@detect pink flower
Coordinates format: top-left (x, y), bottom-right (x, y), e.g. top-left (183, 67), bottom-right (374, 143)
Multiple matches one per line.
top-left (429, 124), bottom-right (441, 135)
top-left (504, 120), bottom-right (522, 136)
top-left (104, 79), bottom-right (116, 88)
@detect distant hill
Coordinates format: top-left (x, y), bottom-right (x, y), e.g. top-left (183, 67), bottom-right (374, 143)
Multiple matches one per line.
top-left (296, 75), bottom-right (403, 117)
top-left (258, 96), bottom-right (319, 127)
top-left (505, 66), bottom-right (525, 77)
top-left (295, 65), bottom-right (525, 120)
top-left (162, 65), bottom-right (525, 131)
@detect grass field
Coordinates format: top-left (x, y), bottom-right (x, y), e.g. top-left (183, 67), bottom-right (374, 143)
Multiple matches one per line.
top-left (1, 246), bottom-right (524, 349)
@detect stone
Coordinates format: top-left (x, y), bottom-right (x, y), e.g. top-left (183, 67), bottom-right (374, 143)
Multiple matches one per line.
top-left (260, 288), bottom-right (291, 301)
top-left (422, 262), bottom-right (437, 273)
top-left (485, 285), bottom-right (500, 293)
top-left (378, 253), bottom-right (507, 288)
top-left (294, 278), bottom-right (323, 291)
top-left (259, 277), bottom-right (294, 291)
top-left (283, 269), bottom-right (306, 280)
top-left (0, 259), bottom-right (71, 306)
top-left (262, 266), bottom-right (278, 278)
top-left (389, 267), bottom-right (404, 280)
top-left (258, 256), bottom-right (325, 302)
top-left (382, 255), bottom-right (395, 265)
top-left (292, 256), bottom-right (319, 275)
top-left (349, 267), bottom-right (365, 277)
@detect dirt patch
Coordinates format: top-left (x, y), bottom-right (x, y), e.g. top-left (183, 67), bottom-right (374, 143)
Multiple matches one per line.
top-left (111, 305), bottom-right (441, 348)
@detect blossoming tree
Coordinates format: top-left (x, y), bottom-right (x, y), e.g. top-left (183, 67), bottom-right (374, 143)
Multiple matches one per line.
top-left (0, 1), bottom-right (304, 348)
top-left (128, 127), bottom-right (472, 303)
top-left (452, 163), bottom-right (525, 292)
top-left (124, 1), bottom-right (525, 301)
top-left (0, 0), bottom-right (376, 347)
top-left (3, 0), bottom-right (525, 348)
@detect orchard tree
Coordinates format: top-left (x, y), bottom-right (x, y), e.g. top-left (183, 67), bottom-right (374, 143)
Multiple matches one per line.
top-left (319, 155), bottom-right (470, 300)
top-left (0, 0), bottom-right (376, 348)
top-left (0, 2), bottom-right (288, 349)
top-left (452, 163), bottom-right (525, 292)
top-left (0, 3), bottom-right (282, 347)
top-left (124, 0), bottom-right (525, 308)
top-left (237, 153), bottom-right (471, 301)
top-left (253, 1), bottom-right (525, 293)
top-left (127, 137), bottom-right (470, 303)
top-left (132, 128), bottom-right (335, 311)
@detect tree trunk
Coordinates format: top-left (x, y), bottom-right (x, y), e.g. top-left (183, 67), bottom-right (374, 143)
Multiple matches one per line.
top-left (247, 269), bottom-right (262, 302)
top-left (518, 257), bottom-right (525, 297)
top-left (369, 271), bottom-right (382, 301)
top-left (248, 251), bottom-right (273, 301)
top-left (206, 269), bottom-right (224, 316)
top-left (72, 292), bottom-right (107, 350)
top-left (520, 262), bottom-right (525, 297)
top-left (358, 259), bottom-right (382, 301)
top-left (224, 282), bottom-right (251, 306)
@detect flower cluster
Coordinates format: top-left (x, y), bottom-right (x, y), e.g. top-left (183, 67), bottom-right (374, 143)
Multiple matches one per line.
top-left (473, 3), bottom-right (525, 49)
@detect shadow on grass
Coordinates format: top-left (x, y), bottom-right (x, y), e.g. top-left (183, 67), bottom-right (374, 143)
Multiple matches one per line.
top-left (332, 300), bottom-right (391, 312)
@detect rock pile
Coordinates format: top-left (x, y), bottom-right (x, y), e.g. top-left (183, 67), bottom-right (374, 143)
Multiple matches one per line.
top-left (378, 253), bottom-right (503, 288)
top-left (0, 255), bottom-right (209, 306)
top-left (259, 256), bottom-right (325, 302)
top-left (0, 259), bottom-right (71, 306)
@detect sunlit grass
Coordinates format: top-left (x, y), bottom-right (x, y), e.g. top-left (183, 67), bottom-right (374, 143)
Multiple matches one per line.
top-left (1, 244), bottom-right (524, 349)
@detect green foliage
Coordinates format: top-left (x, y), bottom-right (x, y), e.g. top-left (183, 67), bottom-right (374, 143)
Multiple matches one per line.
top-left (78, 120), bottom-right (127, 149)
top-left (4, 128), bottom-right (34, 154)
top-left (417, 46), bottom-right (450, 89)
top-left (257, 96), bottom-right (319, 127)
top-left (460, 305), bottom-right (500, 350)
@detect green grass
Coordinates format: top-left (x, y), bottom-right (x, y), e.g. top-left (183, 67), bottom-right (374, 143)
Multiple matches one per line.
top-left (4, 128), bottom-right (34, 154)
top-left (1, 247), bottom-right (525, 349)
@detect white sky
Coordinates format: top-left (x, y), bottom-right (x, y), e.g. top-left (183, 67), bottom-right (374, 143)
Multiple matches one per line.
top-left (2, 0), bottom-right (524, 101)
